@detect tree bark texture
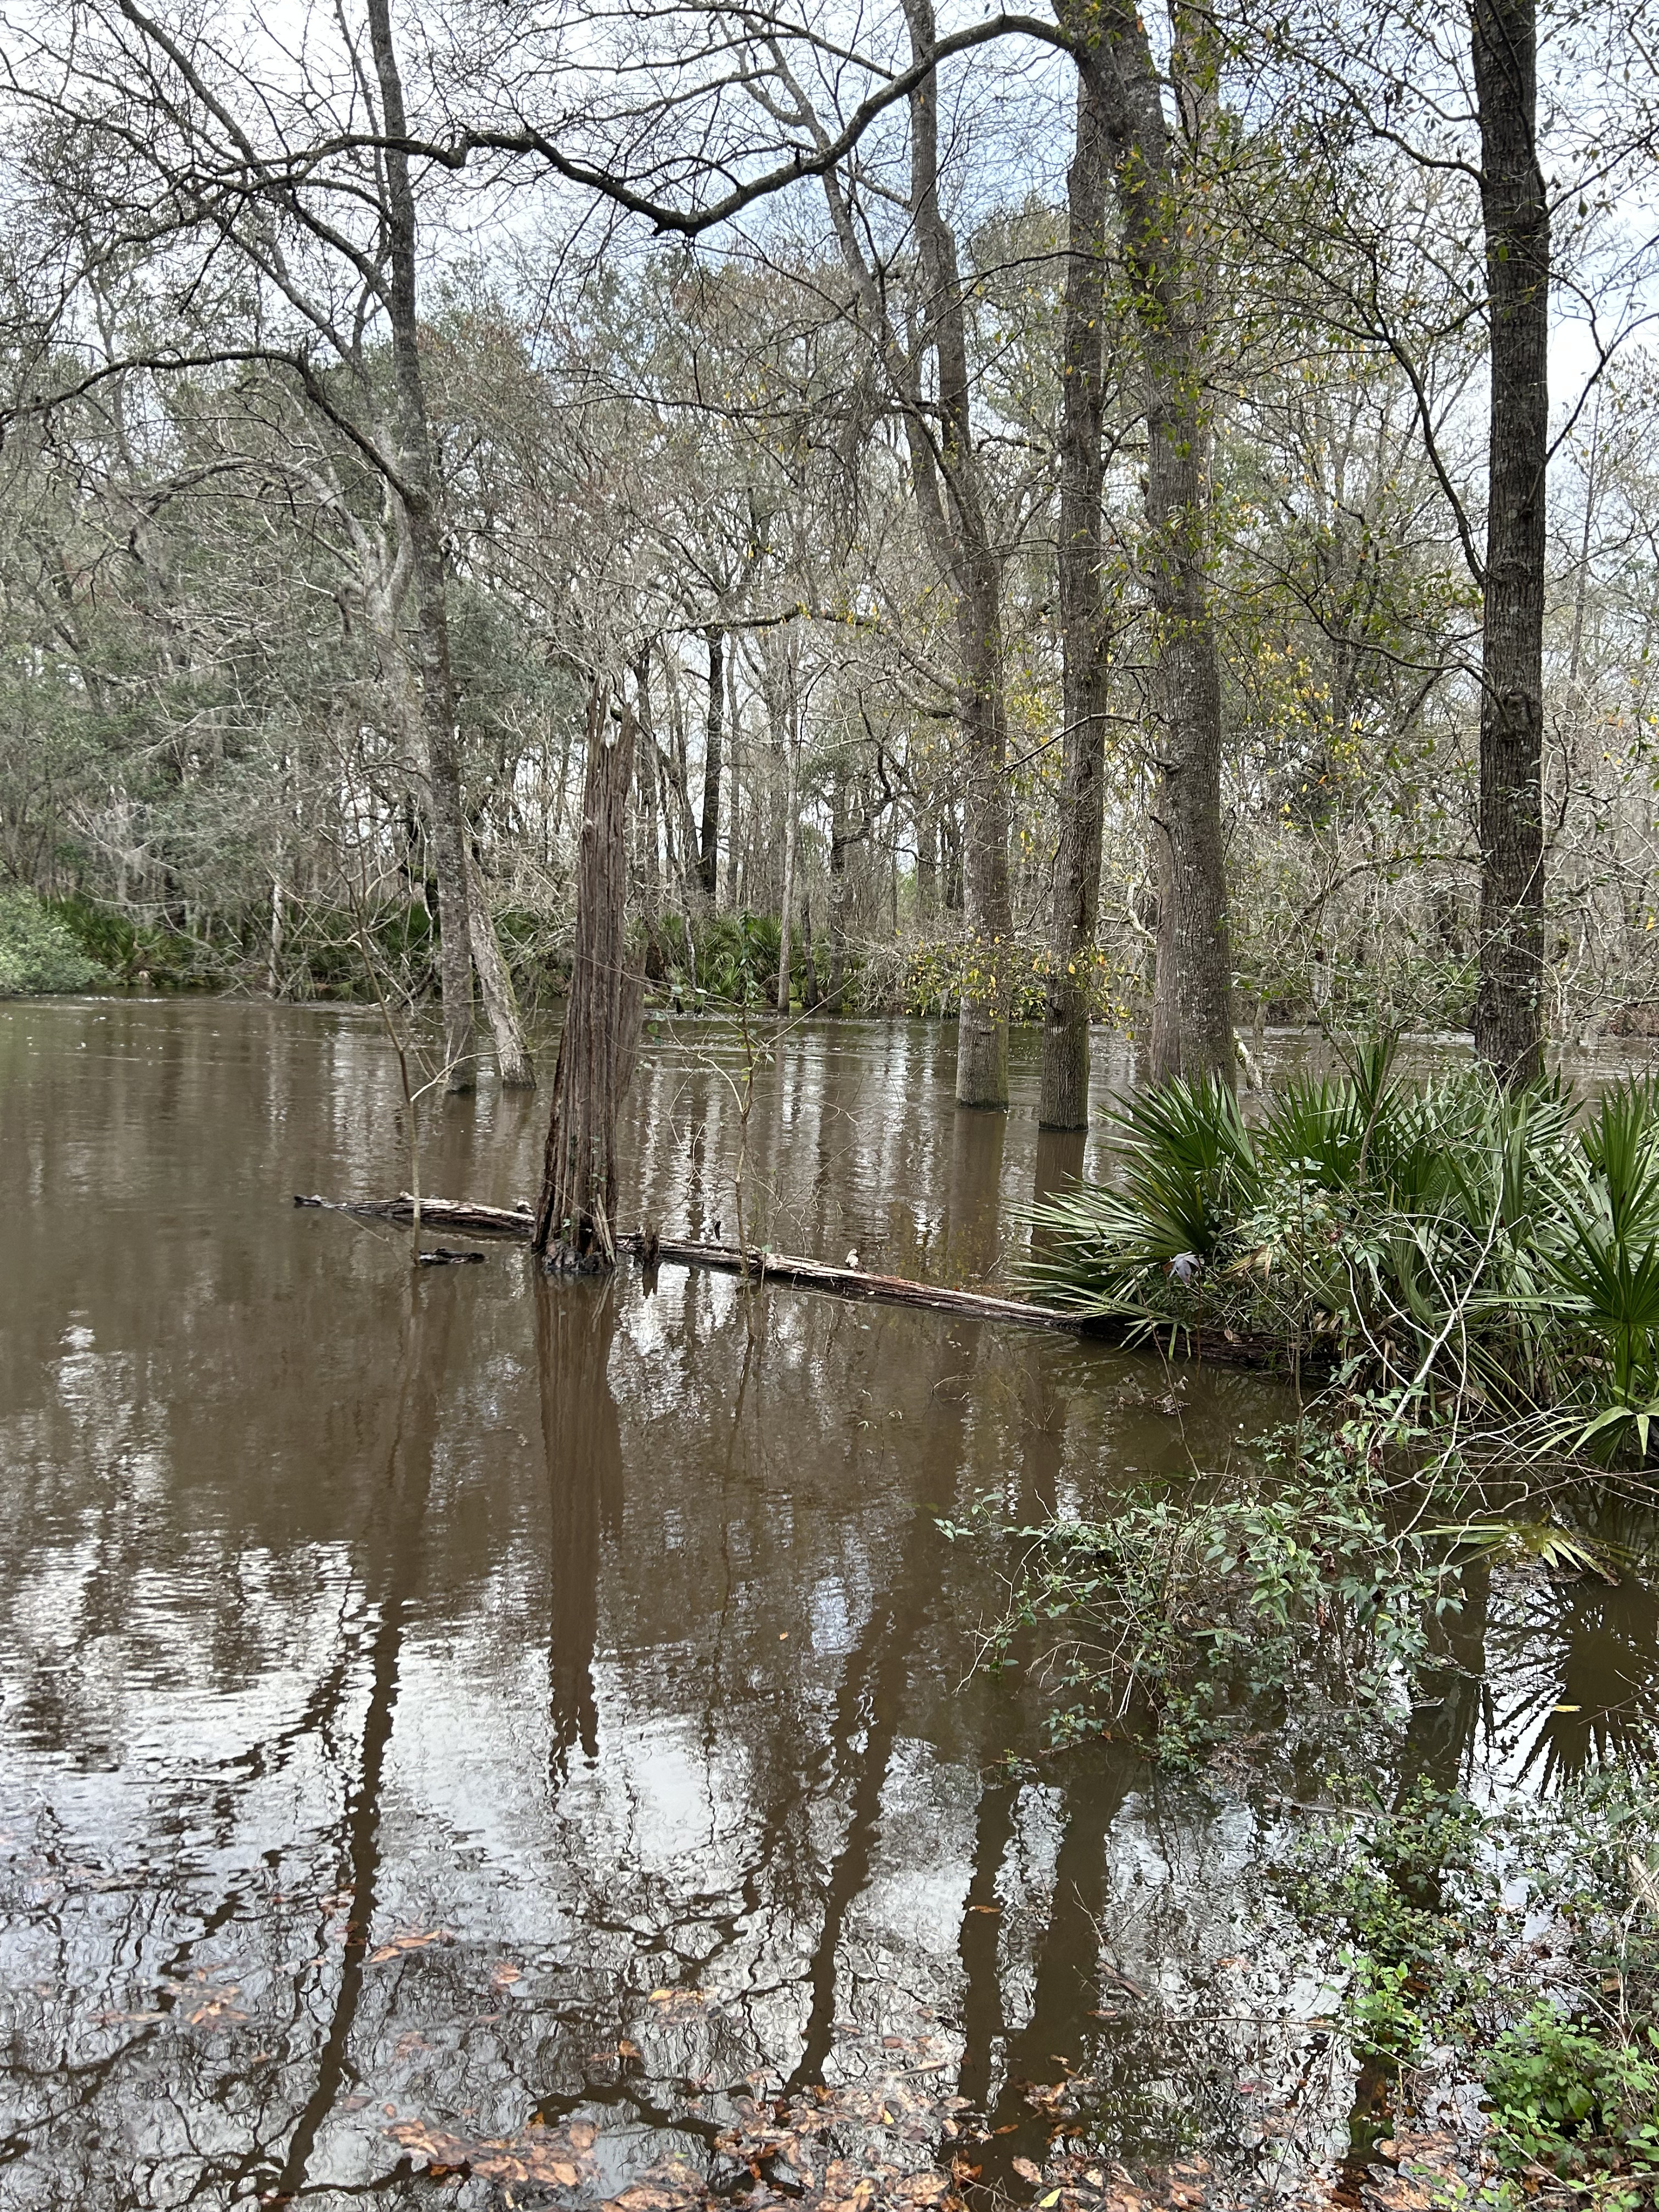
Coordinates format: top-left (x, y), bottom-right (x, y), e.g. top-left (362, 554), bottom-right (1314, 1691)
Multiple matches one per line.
top-left (1040, 56), bottom-right (1111, 1130)
top-left (1472, 0), bottom-right (1549, 1086)
top-left (699, 626), bottom-right (724, 905)
top-left (533, 687), bottom-right (642, 1267)
top-left (465, 849), bottom-right (534, 1087)
top-left (1086, 6), bottom-right (1234, 1087)
top-left (364, 0), bottom-right (475, 1089)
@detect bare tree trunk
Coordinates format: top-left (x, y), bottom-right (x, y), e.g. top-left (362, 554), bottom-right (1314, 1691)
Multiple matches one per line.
top-left (724, 640), bottom-right (742, 911)
top-left (365, 0), bottom-right (475, 1090)
top-left (902, 0), bottom-right (1013, 1107)
top-left (533, 687), bottom-right (642, 1267)
top-left (942, 804), bottom-right (963, 913)
top-left (1472, 0), bottom-right (1549, 1086)
top-left (1087, 4), bottom-right (1233, 1087)
top-left (953, 573), bottom-right (1013, 1104)
top-left (776, 662), bottom-right (799, 1013)
top-left (267, 872), bottom-right (284, 997)
top-left (465, 849), bottom-right (534, 1087)
top-left (827, 775), bottom-right (850, 1015)
top-left (800, 893), bottom-right (819, 1011)
top-left (1040, 53), bottom-right (1110, 1130)
top-left (915, 802), bottom-right (938, 921)
top-left (664, 650), bottom-right (701, 906)
top-left (635, 648), bottom-right (667, 981)
top-left (699, 625), bottom-right (724, 906)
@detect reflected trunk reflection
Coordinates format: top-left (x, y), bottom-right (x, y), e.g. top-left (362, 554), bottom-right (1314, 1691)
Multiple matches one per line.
top-left (275, 1273), bottom-right (450, 2199)
top-left (538, 1275), bottom-right (623, 1782)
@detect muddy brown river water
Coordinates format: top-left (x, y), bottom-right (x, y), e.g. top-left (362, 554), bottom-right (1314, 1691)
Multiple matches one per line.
top-left (2, 999), bottom-right (1655, 2209)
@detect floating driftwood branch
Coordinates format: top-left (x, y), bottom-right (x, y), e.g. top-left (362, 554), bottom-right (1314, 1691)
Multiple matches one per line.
top-left (293, 1192), bottom-right (1086, 1333)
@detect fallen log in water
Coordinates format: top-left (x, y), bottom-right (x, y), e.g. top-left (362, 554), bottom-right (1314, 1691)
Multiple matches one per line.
top-left (635, 1237), bottom-right (1088, 1331)
top-left (296, 1193), bottom-right (535, 1237)
top-left (291, 1194), bottom-right (1300, 1368)
top-left (292, 1192), bottom-right (1085, 1331)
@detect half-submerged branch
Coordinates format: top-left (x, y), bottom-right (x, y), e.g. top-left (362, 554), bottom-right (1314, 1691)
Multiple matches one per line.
top-left (292, 1193), bottom-right (1086, 1332)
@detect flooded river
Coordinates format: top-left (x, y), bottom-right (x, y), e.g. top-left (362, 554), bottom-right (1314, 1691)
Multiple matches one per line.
top-left (2, 999), bottom-right (1655, 2209)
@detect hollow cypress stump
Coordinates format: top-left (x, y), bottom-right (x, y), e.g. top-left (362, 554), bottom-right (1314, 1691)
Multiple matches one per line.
top-left (533, 683), bottom-right (642, 1269)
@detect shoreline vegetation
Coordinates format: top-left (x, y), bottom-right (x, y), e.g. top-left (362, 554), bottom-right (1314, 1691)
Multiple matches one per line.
top-left (0, 883), bottom-right (1466, 1032)
top-left (963, 1040), bottom-right (1659, 2204)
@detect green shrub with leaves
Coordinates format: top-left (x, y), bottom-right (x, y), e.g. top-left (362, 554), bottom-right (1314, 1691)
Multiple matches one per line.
top-left (941, 1408), bottom-right (1457, 1759)
top-left (1483, 2005), bottom-right (1659, 2176)
top-left (0, 888), bottom-right (106, 994)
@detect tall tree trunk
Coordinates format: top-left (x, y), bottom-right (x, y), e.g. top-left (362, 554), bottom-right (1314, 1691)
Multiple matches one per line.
top-left (724, 641), bottom-right (743, 911)
top-left (952, 574), bottom-right (1013, 1105)
top-left (664, 650), bottom-right (700, 905)
top-left (902, 0), bottom-right (1013, 1107)
top-left (365, 0), bottom-right (474, 1089)
top-left (827, 776), bottom-right (850, 1015)
top-left (534, 687), bottom-right (642, 1267)
top-left (915, 802), bottom-right (938, 921)
top-left (699, 625), bottom-right (724, 905)
top-left (1472, 0), bottom-right (1549, 1085)
top-left (266, 871), bottom-right (284, 997)
top-left (465, 849), bottom-right (534, 1087)
top-left (802, 1), bottom-right (1008, 1091)
top-left (1040, 54), bottom-right (1110, 1130)
top-left (635, 648), bottom-right (667, 980)
top-left (800, 893), bottom-right (819, 1011)
top-left (776, 663), bottom-right (799, 1013)
top-left (942, 802), bottom-right (963, 913)
top-left (1087, 4), bottom-right (1234, 1087)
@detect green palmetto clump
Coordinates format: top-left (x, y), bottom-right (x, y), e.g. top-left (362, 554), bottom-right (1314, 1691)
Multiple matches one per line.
top-left (1028, 1040), bottom-right (1659, 1460)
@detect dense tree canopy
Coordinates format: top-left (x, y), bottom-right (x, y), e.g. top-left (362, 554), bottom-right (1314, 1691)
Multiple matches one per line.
top-left (0, 0), bottom-right (1656, 1072)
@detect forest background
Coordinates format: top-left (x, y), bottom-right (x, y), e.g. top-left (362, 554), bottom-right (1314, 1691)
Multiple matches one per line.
top-left (0, 0), bottom-right (1656, 1114)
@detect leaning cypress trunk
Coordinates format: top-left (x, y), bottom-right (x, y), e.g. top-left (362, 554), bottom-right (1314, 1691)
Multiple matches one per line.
top-left (1040, 53), bottom-right (1111, 1131)
top-left (1088, 5), bottom-right (1234, 1087)
top-left (533, 687), bottom-right (642, 1268)
top-left (1472, 0), bottom-right (1549, 1085)
top-left (699, 626), bottom-right (724, 906)
top-left (365, 0), bottom-right (474, 1090)
top-left (465, 849), bottom-right (534, 1088)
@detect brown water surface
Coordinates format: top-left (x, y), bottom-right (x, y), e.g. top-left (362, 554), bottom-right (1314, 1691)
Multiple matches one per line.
top-left (1, 999), bottom-right (1654, 2209)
